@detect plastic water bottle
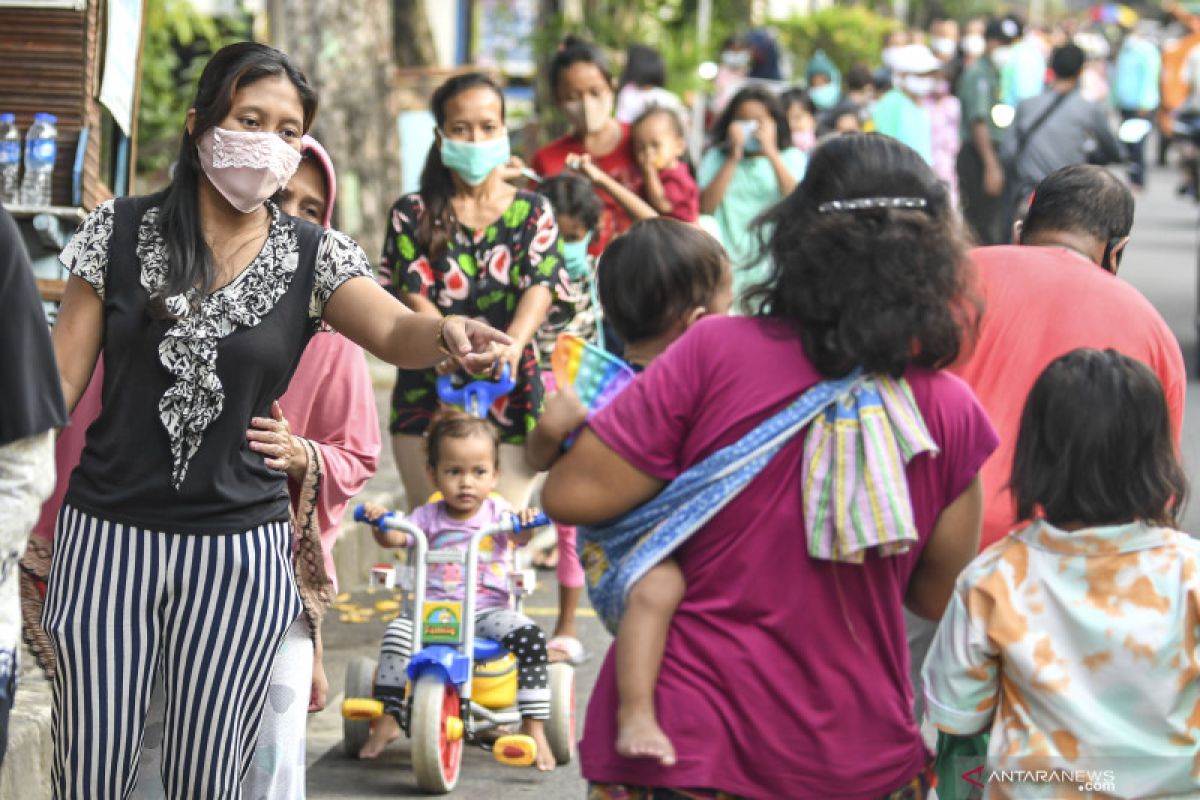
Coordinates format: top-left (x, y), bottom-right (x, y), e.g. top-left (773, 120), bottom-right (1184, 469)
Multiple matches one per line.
top-left (20, 112), bottom-right (57, 207)
top-left (0, 114), bottom-right (19, 206)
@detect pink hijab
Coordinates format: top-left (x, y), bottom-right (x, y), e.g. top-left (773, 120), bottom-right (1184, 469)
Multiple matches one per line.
top-left (300, 134), bottom-right (337, 228)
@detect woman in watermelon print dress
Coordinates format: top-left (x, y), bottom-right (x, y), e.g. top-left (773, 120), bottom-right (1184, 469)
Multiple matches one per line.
top-left (380, 72), bottom-right (564, 509)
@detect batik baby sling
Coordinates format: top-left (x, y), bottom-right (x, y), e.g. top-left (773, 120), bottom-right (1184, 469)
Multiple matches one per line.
top-left (578, 371), bottom-right (939, 633)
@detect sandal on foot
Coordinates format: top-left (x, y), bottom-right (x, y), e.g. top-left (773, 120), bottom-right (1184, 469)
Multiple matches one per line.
top-left (547, 635), bottom-right (587, 665)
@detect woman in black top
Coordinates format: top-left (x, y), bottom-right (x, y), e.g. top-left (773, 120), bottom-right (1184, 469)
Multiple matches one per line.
top-left (48, 43), bottom-right (506, 798)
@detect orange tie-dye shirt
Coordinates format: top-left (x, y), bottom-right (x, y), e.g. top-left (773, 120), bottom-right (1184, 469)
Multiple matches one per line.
top-left (923, 520), bottom-right (1200, 798)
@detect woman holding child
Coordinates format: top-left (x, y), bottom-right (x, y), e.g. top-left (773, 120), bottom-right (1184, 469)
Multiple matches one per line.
top-left (544, 134), bottom-right (999, 799)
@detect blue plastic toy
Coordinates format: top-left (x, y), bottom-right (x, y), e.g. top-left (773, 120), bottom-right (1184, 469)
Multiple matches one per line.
top-left (436, 364), bottom-right (515, 418)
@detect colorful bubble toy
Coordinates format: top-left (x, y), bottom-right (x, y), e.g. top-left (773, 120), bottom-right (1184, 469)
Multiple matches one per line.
top-left (551, 333), bottom-right (636, 413)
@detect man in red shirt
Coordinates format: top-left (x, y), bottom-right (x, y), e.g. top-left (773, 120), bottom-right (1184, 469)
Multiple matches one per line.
top-left (953, 164), bottom-right (1186, 551)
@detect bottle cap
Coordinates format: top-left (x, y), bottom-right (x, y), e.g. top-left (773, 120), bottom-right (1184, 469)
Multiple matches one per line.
top-left (0, 113), bottom-right (14, 124)
top-left (34, 113), bottom-right (57, 124)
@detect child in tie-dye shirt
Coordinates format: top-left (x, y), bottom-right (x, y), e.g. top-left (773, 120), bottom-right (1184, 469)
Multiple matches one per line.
top-left (923, 348), bottom-right (1198, 798)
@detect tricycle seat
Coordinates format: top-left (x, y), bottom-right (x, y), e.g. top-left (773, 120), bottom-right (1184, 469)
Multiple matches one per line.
top-left (474, 638), bottom-right (506, 663)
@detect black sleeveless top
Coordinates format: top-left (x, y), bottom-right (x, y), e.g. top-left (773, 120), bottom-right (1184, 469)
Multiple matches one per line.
top-left (60, 194), bottom-right (372, 534)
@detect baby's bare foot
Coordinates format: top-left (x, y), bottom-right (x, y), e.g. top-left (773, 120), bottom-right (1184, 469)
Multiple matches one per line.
top-left (520, 719), bottom-right (557, 772)
top-left (616, 710), bottom-right (676, 766)
top-left (359, 714), bottom-right (400, 759)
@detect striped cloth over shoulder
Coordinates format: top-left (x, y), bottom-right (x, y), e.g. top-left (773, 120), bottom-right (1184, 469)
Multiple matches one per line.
top-left (801, 376), bottom-right (939, 563)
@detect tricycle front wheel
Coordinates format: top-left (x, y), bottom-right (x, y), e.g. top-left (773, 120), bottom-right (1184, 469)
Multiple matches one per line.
top-left (410, 672), bottom-right (464, 793)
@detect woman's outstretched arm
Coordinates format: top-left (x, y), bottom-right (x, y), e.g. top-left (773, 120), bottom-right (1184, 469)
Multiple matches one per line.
top-left (323, 276), bottom-right (509, 372)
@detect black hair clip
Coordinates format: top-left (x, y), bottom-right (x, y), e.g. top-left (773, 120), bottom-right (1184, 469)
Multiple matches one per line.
top-left (817, 197), bottom-right (929, 214)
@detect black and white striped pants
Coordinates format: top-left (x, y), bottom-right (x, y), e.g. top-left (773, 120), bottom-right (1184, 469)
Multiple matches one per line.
top-left (42, 505), bottom-right (301, 799)
top-left (375, 608), bottom-right (550, 720)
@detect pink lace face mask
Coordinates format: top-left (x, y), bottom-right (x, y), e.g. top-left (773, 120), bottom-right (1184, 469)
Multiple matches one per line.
top-left (196, 126), bottom-right (302, 214)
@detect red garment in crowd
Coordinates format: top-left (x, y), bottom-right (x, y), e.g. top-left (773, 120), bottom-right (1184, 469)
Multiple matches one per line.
top-left (532, 124), bottom-right (641, 254)
top-left (951, 245), bottom-right (1186, 550)
top-left (655, 161), bottom-right (700, 223)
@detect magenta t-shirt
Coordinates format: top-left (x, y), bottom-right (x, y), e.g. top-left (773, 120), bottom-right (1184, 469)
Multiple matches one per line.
top-left (580, 316), bottom-right (998, 799)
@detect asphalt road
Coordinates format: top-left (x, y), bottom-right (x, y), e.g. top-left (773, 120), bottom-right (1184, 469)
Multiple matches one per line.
top-left (305, 161), bottom-right (1200, 798)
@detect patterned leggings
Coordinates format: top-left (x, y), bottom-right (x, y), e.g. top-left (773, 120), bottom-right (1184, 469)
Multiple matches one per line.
top-left (375, 607), bottom-right (550, 720)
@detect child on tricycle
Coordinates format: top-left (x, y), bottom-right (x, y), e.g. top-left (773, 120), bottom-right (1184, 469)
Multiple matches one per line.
top-left (357, 408), bottom-right (559, 772)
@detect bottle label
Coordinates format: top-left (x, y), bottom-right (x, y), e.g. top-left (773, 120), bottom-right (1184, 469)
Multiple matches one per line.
top-left (32, 140), bottom-right (57, 163)
top-left (0, 141), bottom-right (18, 165)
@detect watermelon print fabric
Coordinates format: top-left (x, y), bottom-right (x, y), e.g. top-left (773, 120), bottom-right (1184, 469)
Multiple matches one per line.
top-left (379, 191), bottom-right (564, 443)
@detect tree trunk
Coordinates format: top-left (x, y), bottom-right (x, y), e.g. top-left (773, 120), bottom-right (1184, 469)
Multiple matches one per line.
top-left (267, 0), bottom-right (415, 257)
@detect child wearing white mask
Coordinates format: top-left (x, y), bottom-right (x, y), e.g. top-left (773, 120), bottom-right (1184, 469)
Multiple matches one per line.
top-left (872, 45), bottom-right (940, 166)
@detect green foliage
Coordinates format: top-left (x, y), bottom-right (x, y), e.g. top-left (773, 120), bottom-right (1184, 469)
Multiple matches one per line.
top-left (136, 0), bottom-right (244, 185)
top-left (771, 6), bottom-right (899, 79)
top-left (534, 0), bottom-right (748, 100)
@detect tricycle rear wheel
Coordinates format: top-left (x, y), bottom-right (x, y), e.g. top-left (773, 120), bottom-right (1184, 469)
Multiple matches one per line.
top-left (342, 656), bottom-right (377, 759)
top-left (546, 662), bottom-right (576, 765)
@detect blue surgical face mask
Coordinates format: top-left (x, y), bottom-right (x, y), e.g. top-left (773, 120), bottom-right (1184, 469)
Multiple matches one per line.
top-left (561, 231), bottom-right (593, 279)
top-left (439, 131), bottom-right (510, 186)
top-left (809, 83), bottom-right (840, 110)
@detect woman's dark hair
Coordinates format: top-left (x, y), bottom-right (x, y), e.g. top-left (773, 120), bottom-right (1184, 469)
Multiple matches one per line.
top-left (153, 42), bottom-right (317, 318)
top-left (597, 218), bottom-right (729, 342)
top-left (619, 44), bottom-right (667, 89)
top-left (750, 133), bottom-right (977, 377)
top-left (779, 88), bottom-right (816, 117)
top-left (425, 406), bottom-right (500, 468)
top-left (1011, 348), bottom-right (1187, 528)
top-left (538, 173), bottom-right (603, 232)
top-left (709, 85), bottom-right (792, 151)
top-left (549, 36), bottom-right (613, 100)
top-left (418, 72), bottom-right (506, 263)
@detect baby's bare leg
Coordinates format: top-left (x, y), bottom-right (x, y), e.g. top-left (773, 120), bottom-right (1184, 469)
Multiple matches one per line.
top-left (615, 558), bottom-right (685, 766)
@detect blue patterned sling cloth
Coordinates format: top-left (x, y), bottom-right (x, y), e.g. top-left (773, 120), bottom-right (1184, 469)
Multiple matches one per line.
top-left (578, 370), bottom-right (939, 634)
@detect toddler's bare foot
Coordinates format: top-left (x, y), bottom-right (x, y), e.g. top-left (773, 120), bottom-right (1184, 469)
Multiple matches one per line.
top-left (520, 718), bottom-right (557, 771)
top-left (616, 709), bottom-right (676, 766)
top-left (359, 714), bottom-right (400, 759)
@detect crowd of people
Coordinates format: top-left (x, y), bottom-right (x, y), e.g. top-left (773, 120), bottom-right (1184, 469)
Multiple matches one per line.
top-left (0, 12), bottom-right (1196, 799)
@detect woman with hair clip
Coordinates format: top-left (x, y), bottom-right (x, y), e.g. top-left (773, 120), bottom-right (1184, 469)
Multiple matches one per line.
top-left (544, 135), bottom-right (998, 799)
top-left (380, 72), bottom-right (563, 511)
top-left (48, 42), bottom-right (507, 798)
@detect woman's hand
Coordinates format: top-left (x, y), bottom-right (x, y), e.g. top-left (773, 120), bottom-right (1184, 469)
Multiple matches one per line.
top-left (758, 116), bottom-right (779, 156)
top-left (309, 651), bottom-right (329, 712)
top-left (248, 401), bottom-right (309, 481)
top-left (566, 153), bottom-right (605, 184)
top-left (440, 315), bottom-right (512, 374)
top-left (540, 387), bottom-right (588, 441)
top-left (493, 340), bottom-right (525, 381)
top-left (497, 155), bottom-right (530, 184)
top-left (726, 121), bottom-right (747, 160)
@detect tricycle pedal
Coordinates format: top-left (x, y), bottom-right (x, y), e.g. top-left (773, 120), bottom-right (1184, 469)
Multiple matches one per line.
top-left (492, 734), bottom-right (537, 767)
top-left (341, 698), bottom-right (384, 721)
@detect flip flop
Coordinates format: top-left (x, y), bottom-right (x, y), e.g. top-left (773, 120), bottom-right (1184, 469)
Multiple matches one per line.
top-left (547, 635), bottom-right (587, 665)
